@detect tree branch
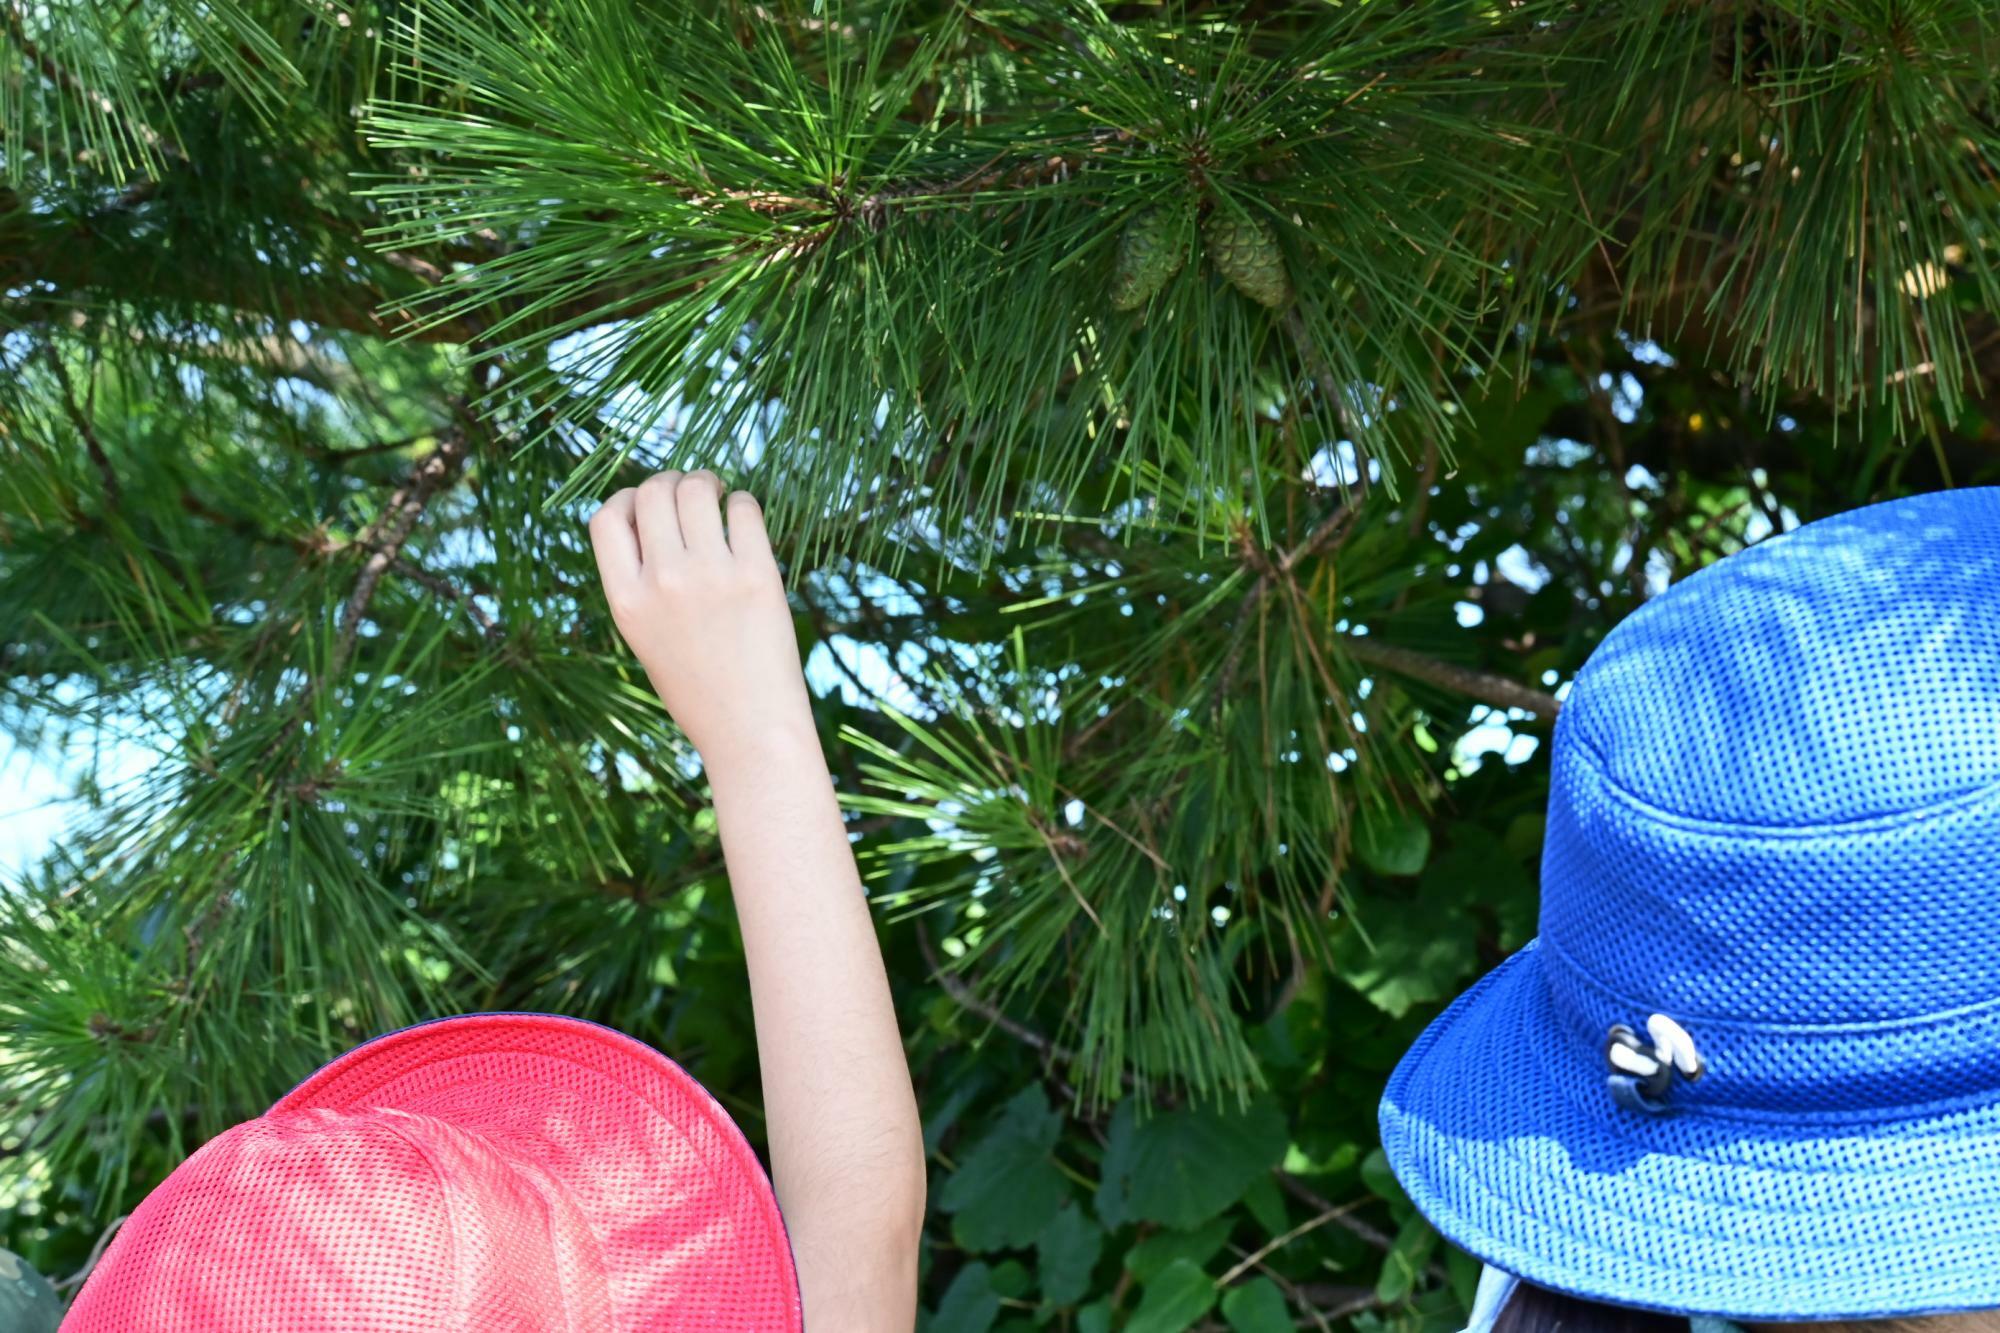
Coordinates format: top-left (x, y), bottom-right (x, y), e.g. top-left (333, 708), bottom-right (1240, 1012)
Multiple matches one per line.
top-left (1271, 1170), bottom-right (1441, 1278)
top-left (1281, 308), bottom-right (1357, 482)
top-left (331, 426), bottom-right (472, 677)
top-left (53, 1213), bottom-right (127, 1294)
top-left (390, 556), bottom-right (501, 641)
top-left (42, 345), bottom-right (120, 509)
top-left (1338, 634), bottom-right (1560, 718)
top-left (916, 919), bottom-right (1072, 1061)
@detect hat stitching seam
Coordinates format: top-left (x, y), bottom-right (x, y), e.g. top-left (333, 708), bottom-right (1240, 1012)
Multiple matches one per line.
top-left (1565, 733), bottom-right (2000, 837)
top-left (388, 1112), bottom-right (618, 1333)
top-left (281, 1020), bottom-right (778, 1233)
top-left (1535, 943), bottom-right (2000, 1129)
top-left (284, 1015), bottom-right (789, 1227)
top-left (1537, 933), bottom-right (2000, 1040)
top-left (361, 1112), bottom-right (468, 1333)
top-left (1386, 990), bottom-right (2000, 1269)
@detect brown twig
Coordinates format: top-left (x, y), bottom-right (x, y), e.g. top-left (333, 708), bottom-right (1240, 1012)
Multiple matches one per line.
top-left (330, 427), bottom-right (471, 678)
top-left (1339, 634), bottom-right (1561, 718)
top-left (915, 919), bottom-right (1075, 1062)
top-left (54, 1213), bottom-right (128, 1294)
top-left (43, 346), bottom-right (119, 508)
top-left (1216, 1200), bottom-right (1369, 1286)
top-left (1272, 1170), bottom-right (1437, 1275)
top-left (243, 426), bottom-right (476, 768)
top-left (295, 429), bottom-right (443, 462)
top-left (390, 557), bottom-right (501, 640)
top-left (1215, 504), bottom-right (1358, 714)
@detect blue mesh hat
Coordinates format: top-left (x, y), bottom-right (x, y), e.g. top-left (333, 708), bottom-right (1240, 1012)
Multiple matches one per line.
top-left (1378, 487), bottom-right (2000, 1320)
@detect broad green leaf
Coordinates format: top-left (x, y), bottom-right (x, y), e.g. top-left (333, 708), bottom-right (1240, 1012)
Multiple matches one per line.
top-left (939, 1085), bottom-right (1070, 1250)
top-left (0, 1249), bottom-right (62, 1333)
top-left (1445, 1244), bottom-right (1483, 1309)
top-left (989, 1260), bottom-right (1033, 1299)
top-left (1123, 1216), bottom-right (1233, 1283)
top-left (1426, 827), bottom-right (1535, 951)
top-left (1240, 1173), bottom-right (1289, 1238)
top-left (1126, 1259), bottom-right (1219, 1333)
top-left (929, 1262), bottom-right (1001, 1333)
top-left (1093, 1099), bottom-right (1139, 1229)
top-left (1221, 1276), bottom-right (1293, 1333)
top-left (1355, 811), bottom-right (1430, 876)
top-left (1360, 1147), bottom-right (1411, 1213)
top-left (922, 1070), bottom-right (991, 1156)
top-left (1098, 1096), bottom-right (1289, 1231)
top-left (1330, 878), bottom-right (1482, 1019)
top-left (1036, 1203), bottom-right (1103, 1307)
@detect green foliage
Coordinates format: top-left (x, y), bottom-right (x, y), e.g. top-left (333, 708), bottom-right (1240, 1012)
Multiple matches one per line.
top-left (1223, 1278), bottom-right (1293, 1333)
top-left (1096, 1098), bottom-right (1288, 1231)
top-left (1127, 1258), bottom-right (1219, 1333)
top-left (938, 1086), bottom-right (1071, 1250)
top-left (6, 0), bottom-right (2000, 1326)
top-left (0, 1248), bottom-right (62, 1333)
top-left (925, 1260), bottom-right (1002, 1333)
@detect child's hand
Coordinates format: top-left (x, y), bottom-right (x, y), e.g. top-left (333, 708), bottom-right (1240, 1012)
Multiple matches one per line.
top-left (588, 471), bottom-right (814, 764)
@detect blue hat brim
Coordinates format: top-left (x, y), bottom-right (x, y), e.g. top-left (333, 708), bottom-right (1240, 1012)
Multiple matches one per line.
top-left (1379, 942), bottom-right (2000, 1320)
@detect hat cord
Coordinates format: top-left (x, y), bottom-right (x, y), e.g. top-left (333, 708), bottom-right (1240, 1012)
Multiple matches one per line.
top-left (1604, 1013), bottom-right (1704, 1114)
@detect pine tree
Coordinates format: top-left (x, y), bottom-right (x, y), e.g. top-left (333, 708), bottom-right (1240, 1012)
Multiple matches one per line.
top-left (4, 1), bottom-right (1997, 1324)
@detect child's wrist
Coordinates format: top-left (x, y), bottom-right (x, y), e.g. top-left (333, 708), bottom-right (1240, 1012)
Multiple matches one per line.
top-left (696, 707), bottom-right (825, 779)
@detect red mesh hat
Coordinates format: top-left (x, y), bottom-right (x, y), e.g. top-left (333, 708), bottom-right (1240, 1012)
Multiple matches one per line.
top-left (60, 1013), bottom-right (802, 1331)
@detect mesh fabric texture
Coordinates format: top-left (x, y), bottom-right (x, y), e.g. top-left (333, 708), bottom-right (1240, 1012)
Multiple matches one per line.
top-left (1379, 487), bottom-right (2000, 1319)
top-left (61, 1013), bottom-right (802, 1331)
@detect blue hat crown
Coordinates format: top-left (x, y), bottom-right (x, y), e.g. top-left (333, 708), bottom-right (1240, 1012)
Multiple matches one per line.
top-left (1540, 487), bottom-right (2000, 1114)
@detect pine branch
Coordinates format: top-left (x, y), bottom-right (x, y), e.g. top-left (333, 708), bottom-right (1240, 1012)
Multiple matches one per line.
top-left (1217, 505), bottom-right (1360, 717)
top-left (1339, 635), bottom-right (1559, 718)
top-left (230, 425), bottom-right (477, 770)
top-left (662, 131), bottom-right (1127, 222)
top-left (298, 430), bottom-right (445, 464)
top-left (917, 919), bottom-right (1072, 1062)
top-left (1282, 308), bottom-right (1355, 457)
top-left (331, 426), bottom-right (471, 679)
top-left (42, 345), bottom-right (120, 510)
top-left (2, 3), bottom-right (180, 165)
top-left (390, 555), bottom-right (501, 641)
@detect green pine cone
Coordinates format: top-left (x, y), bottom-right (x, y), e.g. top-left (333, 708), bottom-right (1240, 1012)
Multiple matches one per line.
top-left (1109, 208), bottom-right (1185, 312)
top-left (1203, 211), bottom-right (1291, 308)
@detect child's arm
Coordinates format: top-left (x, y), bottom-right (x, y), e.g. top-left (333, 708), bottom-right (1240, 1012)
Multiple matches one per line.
top-left (588, 470), bottom-right (925, 1331)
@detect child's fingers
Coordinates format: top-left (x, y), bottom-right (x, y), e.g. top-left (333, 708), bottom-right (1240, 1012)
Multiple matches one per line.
top-left (587, 488), bottom-right (642, 587)
top-left (725, 490), bottom-right (777, 567)
top-left (633, 470), bottom-right (686, 560)
top-left (675, 470), bottom-right (728, 555)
